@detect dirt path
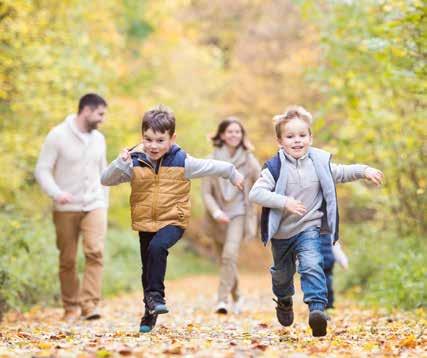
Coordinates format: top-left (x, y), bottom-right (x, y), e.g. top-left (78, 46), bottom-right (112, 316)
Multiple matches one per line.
top-left (0, 273), bottom-right (425, 357)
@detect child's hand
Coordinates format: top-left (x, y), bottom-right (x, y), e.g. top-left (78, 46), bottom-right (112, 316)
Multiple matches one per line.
top-left (215, 212), bottom-right (230, 224)
top-left (284, 197), bottom-right (307, 216)
top-left (120, 148), bottom-right (131, 163)
top-left (364, 167), bottom-right (384, 186)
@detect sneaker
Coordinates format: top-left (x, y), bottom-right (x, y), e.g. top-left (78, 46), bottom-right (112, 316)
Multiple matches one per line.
top-left (273, 297), bottom-right (294, 327)
top-left (309, 310), bottom-right (328, 337)
top-left (146, 295), bottom-right (168, 315)
top-left (81, 306), bottom-right (101, 320)
top-left (139, 311), bottom-right (158, 333)
top-left (215, 301), bottom-right (228, 314)
top-left (232, 297), bottom-right (243, 314)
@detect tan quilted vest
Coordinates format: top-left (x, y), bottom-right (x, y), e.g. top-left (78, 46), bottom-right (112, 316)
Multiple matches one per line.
top-left (130, 157), bottom-right (191, 232)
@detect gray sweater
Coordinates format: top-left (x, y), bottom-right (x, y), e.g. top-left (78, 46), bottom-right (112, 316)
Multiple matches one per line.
top-left (249, 150), bottom-right (367, 239)
top-left (101, 154), bottom-right (242, 186)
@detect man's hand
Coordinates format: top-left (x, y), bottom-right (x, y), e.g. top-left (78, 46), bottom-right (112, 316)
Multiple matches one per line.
top-left (55, 192), bottom-right (74, 204)
top-left (364, 167), bottom-right (384, 186)
top-left (120, 148), bottom-right (131, 163)
top-left (215, 212), bottom-right (230, 224)
top-left (284, 197), bottom-right (307, 216)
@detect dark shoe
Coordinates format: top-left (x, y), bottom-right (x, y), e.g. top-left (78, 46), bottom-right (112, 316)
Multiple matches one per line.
top-left (81, 306), bottom-right (101, 320)
top-left (139, 311), bottom-right (158, 333)
top-left (273, 298), bottom-right (294, 327)
top-left (146, 294), bottom-right (169, 315)
top-left (309, 310), bottom-right (328, 337)
top-left (215, 301), bottom-right (228, 314)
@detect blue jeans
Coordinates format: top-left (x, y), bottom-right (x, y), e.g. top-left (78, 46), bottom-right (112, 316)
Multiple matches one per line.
top-left (139, 225), bottom-right (184, 305)
top-left (270, 227), bottom-right (327, 310)
top-left (320, 234), bottom-right (335, 308)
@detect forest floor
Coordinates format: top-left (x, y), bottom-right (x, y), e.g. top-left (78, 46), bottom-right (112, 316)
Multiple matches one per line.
top-left (0, 273), bottom-right (425, 357)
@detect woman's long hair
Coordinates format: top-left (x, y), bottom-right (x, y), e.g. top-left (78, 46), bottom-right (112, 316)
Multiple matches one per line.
top-left (210, 116), bottom-right (252, 150)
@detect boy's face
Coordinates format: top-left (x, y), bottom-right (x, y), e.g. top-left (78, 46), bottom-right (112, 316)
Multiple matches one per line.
top-left (142, 128), bottom-right (176, 161)
top-left (278, 118), bottom-right (312, 159)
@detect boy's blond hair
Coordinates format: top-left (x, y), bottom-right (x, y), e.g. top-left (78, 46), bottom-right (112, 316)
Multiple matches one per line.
top-left (273, 105), bottom-right (313, 138)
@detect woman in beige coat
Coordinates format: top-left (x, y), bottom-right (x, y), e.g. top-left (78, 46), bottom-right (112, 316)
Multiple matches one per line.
top-left (202, 117), bottom-right (261, 314)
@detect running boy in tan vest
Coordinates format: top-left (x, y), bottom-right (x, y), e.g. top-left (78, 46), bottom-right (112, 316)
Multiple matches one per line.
top-left (101, 105), bottom-right (243, 333)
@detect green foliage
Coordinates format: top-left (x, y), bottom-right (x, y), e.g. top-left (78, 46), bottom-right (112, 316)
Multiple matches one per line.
top-left (302, 0), bottom-right (426, 235)
top-left (335, 225), bottom-right (426, 310)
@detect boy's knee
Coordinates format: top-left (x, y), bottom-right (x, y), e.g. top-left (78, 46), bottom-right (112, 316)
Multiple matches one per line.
top-left (148, 240), bottom-right (168, 255)
top-left (298, 254), bottom-right (323, 273)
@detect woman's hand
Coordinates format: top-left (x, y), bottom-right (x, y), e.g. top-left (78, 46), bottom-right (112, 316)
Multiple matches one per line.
top-left (215, 212), bottom-right (230, 224)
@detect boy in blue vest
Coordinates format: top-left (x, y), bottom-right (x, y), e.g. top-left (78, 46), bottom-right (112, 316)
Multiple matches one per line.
top-left (101, 105), bottom-right (244, 333)
top-left (249, 106), bottom-right (383, 336)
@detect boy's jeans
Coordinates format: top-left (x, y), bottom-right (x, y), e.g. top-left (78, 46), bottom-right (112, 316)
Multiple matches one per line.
top-left (139, 225), bottom-right (184, 305)
top-left (270, 227), bottom-right (327, 311)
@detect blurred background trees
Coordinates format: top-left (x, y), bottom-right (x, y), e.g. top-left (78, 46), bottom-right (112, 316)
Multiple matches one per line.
top-left (0, 0), bottom-right (425, 316)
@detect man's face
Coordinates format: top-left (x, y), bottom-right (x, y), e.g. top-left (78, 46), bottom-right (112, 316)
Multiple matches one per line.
top-left (83, 105), bottom-right (107, 131)
top-left (278, 118), bottom-right (312, 159)
top-left (142, 128), bottom-right (176, 161)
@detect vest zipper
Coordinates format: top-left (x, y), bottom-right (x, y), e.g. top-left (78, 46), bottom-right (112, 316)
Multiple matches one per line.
top-left (152, 157), bottom-right (163, 227)
top-left (137, 157), bottom-right (158, 228)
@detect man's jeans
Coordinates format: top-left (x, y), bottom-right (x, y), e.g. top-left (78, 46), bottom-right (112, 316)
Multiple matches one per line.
top-left (139, 225), bottom-right (184, 306)
top-left (270, 227), bottom-right (327, 310)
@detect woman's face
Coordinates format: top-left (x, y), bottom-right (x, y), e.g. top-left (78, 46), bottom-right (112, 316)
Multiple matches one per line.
top-left (220, 122), bottom-right (243, 149)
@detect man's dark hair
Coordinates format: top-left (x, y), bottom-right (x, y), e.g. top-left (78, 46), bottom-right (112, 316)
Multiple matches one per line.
top-left (142, 105), bottom-right (176, 136)
top-left (78, 93), bottom-right (107, 114)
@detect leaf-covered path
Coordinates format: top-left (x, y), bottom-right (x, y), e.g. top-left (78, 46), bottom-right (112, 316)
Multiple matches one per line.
top-left (0, 274), bottom-right (425, 357)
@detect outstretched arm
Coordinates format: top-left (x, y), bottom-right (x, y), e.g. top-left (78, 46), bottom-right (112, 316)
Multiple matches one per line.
top-left (331, 163), bottom-right (384, 185)
top-left (185, 156), bottom-right (244, 190)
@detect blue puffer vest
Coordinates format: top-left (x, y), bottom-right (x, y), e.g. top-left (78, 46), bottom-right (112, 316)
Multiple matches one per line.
top-left (260, 147), bottom-right (339, 245)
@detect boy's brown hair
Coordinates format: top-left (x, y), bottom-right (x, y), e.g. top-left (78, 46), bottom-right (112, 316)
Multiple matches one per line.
top-left (142, 104), bottom-right (176, 136)
top-left (273, 105), bottom-right (313, 138)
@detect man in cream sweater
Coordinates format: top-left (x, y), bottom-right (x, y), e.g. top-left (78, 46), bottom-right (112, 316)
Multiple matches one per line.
top-left (35, 93), bottom-right (108, 321)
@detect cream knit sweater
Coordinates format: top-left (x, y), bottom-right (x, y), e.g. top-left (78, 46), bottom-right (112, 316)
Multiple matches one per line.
top-left (35, 114), bottom-right (108, 212)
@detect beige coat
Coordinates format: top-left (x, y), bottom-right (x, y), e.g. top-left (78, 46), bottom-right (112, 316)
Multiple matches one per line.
top-left (202, 148), bottom-right (261, 241)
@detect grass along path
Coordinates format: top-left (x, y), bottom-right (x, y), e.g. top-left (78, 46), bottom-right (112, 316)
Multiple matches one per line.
top-left (0, 273), bottom-right (425, 357)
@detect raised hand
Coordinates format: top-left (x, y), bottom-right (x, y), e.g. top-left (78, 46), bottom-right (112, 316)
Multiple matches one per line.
top-left (284, 197), bottom-right (307, 216)
top-left (120, 148), bottom-right (131, 163)
top-left (364, 167), bottom-right (384, 186)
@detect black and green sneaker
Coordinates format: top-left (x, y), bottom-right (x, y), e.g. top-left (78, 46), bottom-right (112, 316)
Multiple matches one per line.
top-left (273, 297), bottom-right (294, 327)
top-left (139, 310), bottom-right (158, 333)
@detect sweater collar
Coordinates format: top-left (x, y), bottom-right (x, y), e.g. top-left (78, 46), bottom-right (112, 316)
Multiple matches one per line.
top-left (66, 114), bottom-right (94, 143)
top-left (281, 148), bottom-right (309, 166)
